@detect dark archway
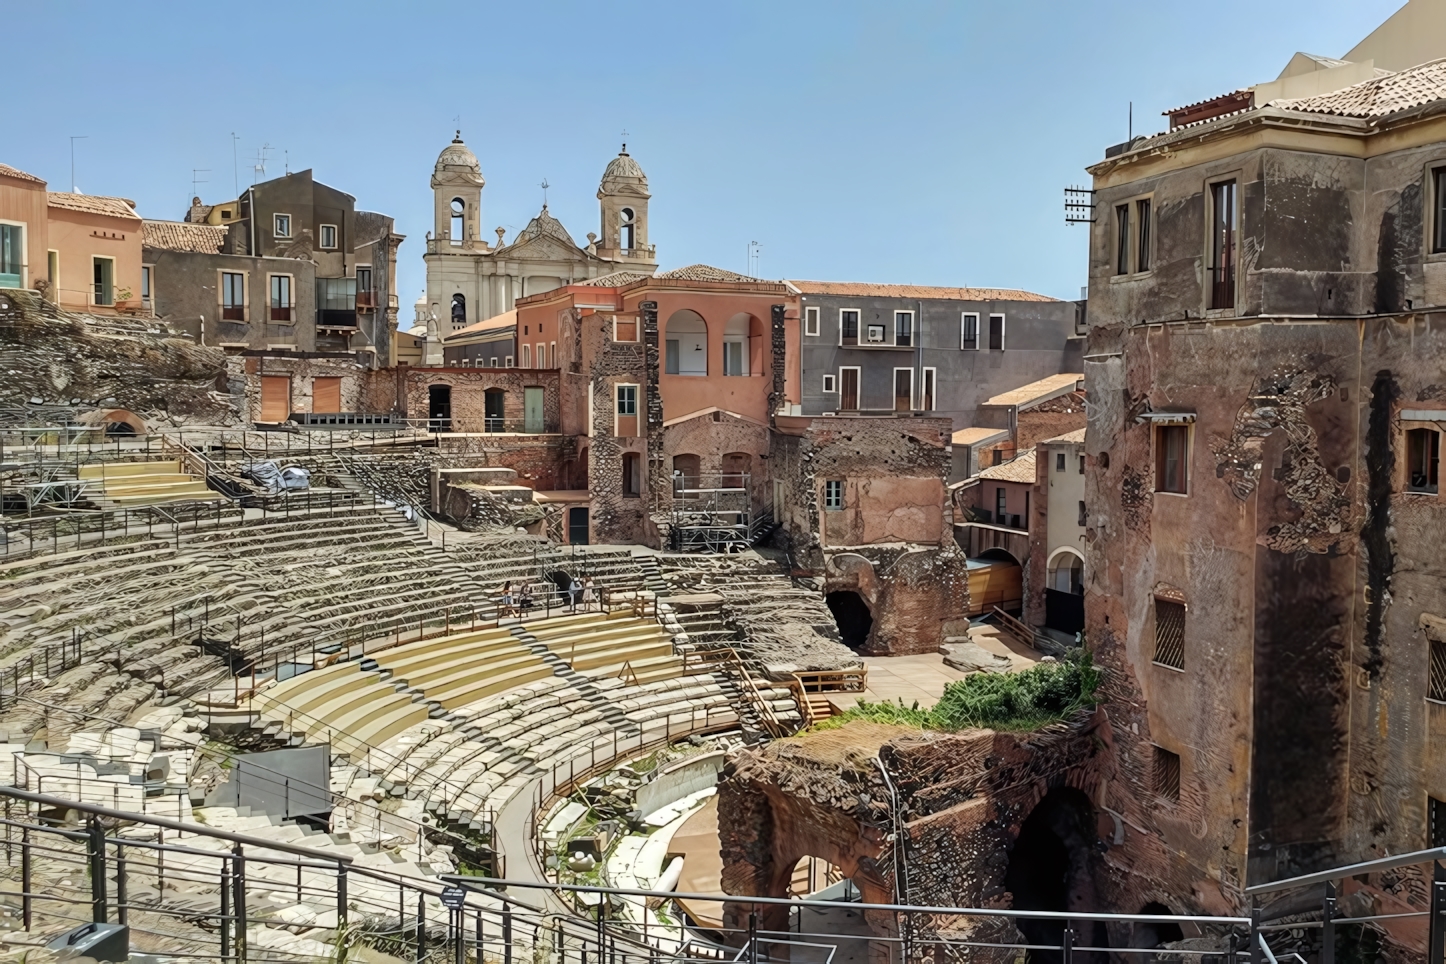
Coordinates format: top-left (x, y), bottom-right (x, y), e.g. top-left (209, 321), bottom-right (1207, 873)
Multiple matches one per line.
top-left (428, 385), bottom-right (452, 431)
top-left (826, 591), bottom-right (873, 650)
top-left (1133, 903), bottom-right (1184, 950)
top-left (1003, 787), bottom-right (1102, 963)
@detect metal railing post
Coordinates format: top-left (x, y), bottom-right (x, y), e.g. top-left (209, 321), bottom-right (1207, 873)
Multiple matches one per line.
top-left (1060, 925), bottom-right (1074, 964)
top-left (88, 817), bottom-right (107, 923)
top-left (1432, 861), bottom-right (1446, 964)
top-left (1322, 880), bottom-right (1336, 964)
top-left (417, 890), bottom-right (427, 962)
top-left (1249, 902), bottom-right (1263, 964)
top-left (20, 823), bottom-right (30, 930)
top-left (115, 839), bottom-right (127, 926)
top-left (336, 862), bottom-right (349, 963)
top-left (504, 904), bottom-right (513, 964)
top-left (233, 846), bottom-right (247, 963)
top-left (220, 857), bottom-right (232, 962)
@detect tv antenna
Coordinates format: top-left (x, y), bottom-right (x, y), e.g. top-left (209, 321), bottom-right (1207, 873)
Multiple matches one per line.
top-left (252, 144), bottom-right (272, 183)
top-left (69, 135), bottom-right (88, 192)
top-left (231, 133), bottom-right (241, 195)
top-left (747, 241), bottom-right (761, 277)
top-left (192, 169), bottom-right (210, 199)
top-left (540, 178), bottom-right (550, 208)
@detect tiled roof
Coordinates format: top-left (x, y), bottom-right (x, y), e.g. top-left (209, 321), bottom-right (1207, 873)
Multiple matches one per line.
top-left (978, 450), bottom-right (1036, 484)
top-left (445, 309), bottom-right (516, 341)
top-left (1268, 57), bottom-right (1446, 117)
top-left (1041, 427), bottom-right (1087, 445)
top-left (655, 264), bottom-right (760, 283)
top-left (951, 426), bottom-right (1009, 446)
top-left (142, 220), bottom-right (227, 254)
top-left (790, 280), bottom-right (1059, 302)
top-left (982, 373), bottom-right (1083, 408)
top-left (47, 192), bottom-right (139, 220)
top-left (0, 163), bottom-right (44, 184)
top-left (574, 270), bottom-right (650, 287)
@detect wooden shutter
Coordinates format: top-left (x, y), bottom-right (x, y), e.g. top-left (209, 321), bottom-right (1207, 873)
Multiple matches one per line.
top-left (313, 377), bottom-right (342, 413)
top-left (260, 376), bottom-right (291, 422)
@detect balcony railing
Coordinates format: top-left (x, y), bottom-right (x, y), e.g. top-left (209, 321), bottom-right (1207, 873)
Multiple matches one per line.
top-left (355, 290), bottom-right (376, 311)
top-left (222, 305), bottom-right (245, 321)
top-left (269, 304), bottom-right (292, 322)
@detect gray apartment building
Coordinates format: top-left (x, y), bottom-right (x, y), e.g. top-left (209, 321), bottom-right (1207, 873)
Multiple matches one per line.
top-left (788, 280), bottom-right (1083, 429)
top-left (143, 170), bottom-right (402, 366)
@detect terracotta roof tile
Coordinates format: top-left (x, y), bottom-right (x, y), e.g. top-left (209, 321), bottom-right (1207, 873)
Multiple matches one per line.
top-left (1041, 427), bottom-right (1087, 445)
top-left (1267, 57), bottom-right (1446, 117)
top-left (790, 280), bottom-right (1059, 302)
top-left (47, 192), bottom-right (139, 220)
top-left (655, 264), bottom-right (760, 282)
top-left (978, 450), bottom-right (1036, 484)
top-left (574, 270), bottom-right (651, 287)
top-left (951, 426), bottom-right (1009, 446)
top-left (445, 309), bottom-right (516, 341)
top-left (142, 220), bottom-right (227, 254)
top-left (0, 163), bottom-right (44, 184)
top-left (982, 373), bottom-right (1083, 408)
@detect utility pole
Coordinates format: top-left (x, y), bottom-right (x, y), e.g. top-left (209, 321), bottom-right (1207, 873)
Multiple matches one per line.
top-left (231, 133), bottom-right (240, 196)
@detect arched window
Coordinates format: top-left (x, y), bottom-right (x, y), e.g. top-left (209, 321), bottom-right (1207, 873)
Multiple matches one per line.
top-left (451, 293), bottom-right (466, 327)
top-left (723, 313), bottom-right (752, 376)
top-left (450, 198), bottom-right (465, 245)
top-left (672, 454), bottom-right (701, 491)
top-left (664, 310), bottom-right (707, 376)
top-left (1046, 549), bottom-right (1084, 594)
top-left (722, 452), bottom-right (751, 488)
top-left (619, 207), bottom-right (634, 250)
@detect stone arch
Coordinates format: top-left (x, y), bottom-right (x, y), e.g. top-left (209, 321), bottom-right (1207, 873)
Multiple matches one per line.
top-left (1003, 786), bottom-right (1103, 963)
top-left (450, 292), bottom-right (466, 326)
top-left (450, 198), bottom-right (465, 243)
top-left (825, 591), bottom-right (873, 650)
top-left (664, 309), bottom-right (707, 376)
top-left (101, 409), bottom-right (146, 436)
top-left (484, 387), bottom-right (505, 432)
top-left (979, 546), bottom-right (1022, 566)
top-left (672, 453), bottom-right (701, 490)
top-left (1133, 902), bottom-right (1184, 950)
top-left (1046, 546), bottom-right (1085, 594)
top-left (721, 452), bottom-right (751, 488)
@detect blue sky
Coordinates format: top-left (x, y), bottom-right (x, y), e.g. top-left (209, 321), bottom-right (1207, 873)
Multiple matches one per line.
top-left (3, 0), bottom-right (1402, 307)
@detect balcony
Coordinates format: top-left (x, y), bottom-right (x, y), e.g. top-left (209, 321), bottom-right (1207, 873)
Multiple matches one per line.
top-left (355, 290), bottom-right (376, 311)
top-left (1210, 265), bottom-right (1235, 310)
top-left (316, 277), bottom-right (357, 328)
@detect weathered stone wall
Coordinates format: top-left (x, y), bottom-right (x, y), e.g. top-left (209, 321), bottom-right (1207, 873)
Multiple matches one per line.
top-left (1017, 392), bottom-right (1086, 455)
top-left (397, 367), bottom-right (561, 433)
top-left (1085, 312), bottom-right (1446, 919)
top-left (0, 289), bottom-right (237, 426)
top-left (235, 353), bottom-right (372, 422)
top-left (826, 546), bottom-right (971, 654)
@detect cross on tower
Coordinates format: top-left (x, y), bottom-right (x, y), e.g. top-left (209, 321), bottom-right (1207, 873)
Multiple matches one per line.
top-left (621, 129), bottom-right (628, 153)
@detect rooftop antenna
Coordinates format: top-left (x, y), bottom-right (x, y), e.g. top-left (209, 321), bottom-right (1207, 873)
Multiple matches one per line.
top-left (747, 240), bottom-right (761, 277)
top-left (252, 143), bottom-right (272, 184)
top-left (1129, 101), bottom-right (1133, 140)
top-left (540, 178), bottom-right (550, 209)
top-left (69, 135), bottom-right (88, 192)
top-left (284, 149), bottom-right (290, 175)
top-left (620, 129), bottom-right (628, 153)
top-left (192, 168), bottom-right (210, 199)
top-left (231, 133), bottom-right (240, 196)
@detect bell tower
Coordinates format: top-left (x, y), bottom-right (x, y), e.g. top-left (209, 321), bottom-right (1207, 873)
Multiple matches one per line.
top-left (432, 131), bottom-right (484, 249)
top-left (596, 144), bottom-right (654, 264)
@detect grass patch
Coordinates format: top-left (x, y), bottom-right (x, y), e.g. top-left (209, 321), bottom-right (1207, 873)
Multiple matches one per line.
top-left (813, 649), bottom-right (1101, 733)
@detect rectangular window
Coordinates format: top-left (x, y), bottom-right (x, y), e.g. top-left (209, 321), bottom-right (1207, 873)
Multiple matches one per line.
top-left (506, 355), bottom-right (514, 367)
top-left (895, 310), bottom-right (913, 347)
top-left (1079, 455), bottom-right (1086, 474)
top-left (804, 306), bottom-right (820, 337)
top-left (1431, 796), bottom-right (1446, 848)
top-left (665, 339), bottom-right (679, 374)
top-left (961, 312), bottom-right (979, 350)
top-left (614, 315), bottom-right (638, 341)
top-left (140, 265), bottom-right (152, 308)
top-left (1155, 424), bottom-right (1189, 494)
top-left (274, 213), bottom-right (291, 238)
top-left (823, 479), bottom-right (843, 510)
top-left (839, 367), bottom-right (859, 410)
top-left (1154, 597), bottom-right (1186, 669)
top-left (489, 357), bottom-right (498, 368)
top-left (894, 369), bottom-right (913, 411)
top-left (995, 487), bottom-right (1007, 522)
top-left (921, 368), bottom-right (935, 411)
top-left (1429, 637), bottom-right (1446, 702)
top-left (988, 314), bottom-right (1005, 350)
top-left (1434, 169), bottom-right (1446, 253)
top-left (1210, 180), bottom-right (1237, 309)
top-left (521, 344), bottom-right (531, 368)
top-left (724, 340), bottom-right (746, 376)
top-left (47, 249), bottom-right (58, 300)
top-left (615, 383), bottom-right (638, 436)
top-left (1136, 198), bottom-right (1152, 272)
top-left (356, 265), bottom-right (372, 292)
top-left (0, 223), bottom-right (23, 288)
top-left (1078, 500), bottom-right (1087, 527)
top-left (1056, 452), bottom-right (1066, 472)
top-left (221, 272), bottom-right (245, 319)
top-left (1407, 427), bottom-right (1440, 493)
top-left (1153, 746), bottom-right (1181, 802)
top-left (822, 373), bottom-right (836, 393)
top-left (840, 309), bottom-right (860, 346)
top-left (269, 275), bottom-right (292, 322)
top-left (319, 224), bottom-right (337, 249)
top-left (622, 451), bottom-right (641, 497)
top-left (1115, 204), bottom-right (1131, 275)
top-left (550, 342), bottom-right (557, 368)
top-left (92, 257), bottom-right (114, 306)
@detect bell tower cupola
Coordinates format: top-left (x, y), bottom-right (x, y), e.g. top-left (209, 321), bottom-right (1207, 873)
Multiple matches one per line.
top-left (432, 131), bottom-right (485, 250)
top-left (596, 144), bottom-right (654, 264)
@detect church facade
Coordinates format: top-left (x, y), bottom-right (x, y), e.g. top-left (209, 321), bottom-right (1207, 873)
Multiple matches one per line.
top-left (422, 133), bottom-right (658, 332)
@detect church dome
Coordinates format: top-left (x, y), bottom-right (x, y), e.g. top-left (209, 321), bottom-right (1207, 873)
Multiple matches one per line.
top-left (433, 132), bottom-right (482, 183)
top-left (600, 148), bottom-right (647, 192)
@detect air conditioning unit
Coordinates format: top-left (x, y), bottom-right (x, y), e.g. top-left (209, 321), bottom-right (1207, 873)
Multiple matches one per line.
top-left (866, 325), bottom-right (886, 343)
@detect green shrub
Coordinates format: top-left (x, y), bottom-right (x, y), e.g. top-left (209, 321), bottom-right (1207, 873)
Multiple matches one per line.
top-left (813, 650), bottom-right (1101, 734)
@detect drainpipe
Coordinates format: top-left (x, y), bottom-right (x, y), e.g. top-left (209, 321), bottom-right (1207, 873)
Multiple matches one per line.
top-left (916, 299), bottom-right (924, 411)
